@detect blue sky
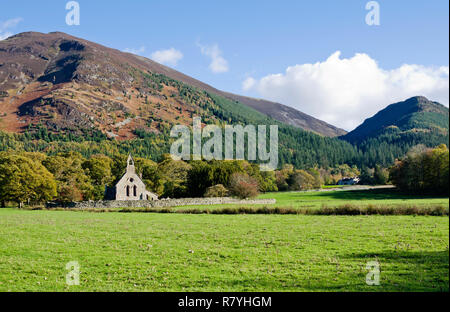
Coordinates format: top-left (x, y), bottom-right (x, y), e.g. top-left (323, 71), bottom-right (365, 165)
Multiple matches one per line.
top-left (1, 0), bottom-right (449, 129)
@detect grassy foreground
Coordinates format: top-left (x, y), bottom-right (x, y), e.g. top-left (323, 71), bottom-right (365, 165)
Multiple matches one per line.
top-left (0, 209), bottom-right (448, 292)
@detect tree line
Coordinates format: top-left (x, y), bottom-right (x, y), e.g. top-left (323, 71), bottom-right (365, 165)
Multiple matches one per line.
top-left (389, 144), bottom-right (449, 195)
top-left (0, 150), bottom-right (362, 207)
top-left (1, 144), bottom-right (446, 207)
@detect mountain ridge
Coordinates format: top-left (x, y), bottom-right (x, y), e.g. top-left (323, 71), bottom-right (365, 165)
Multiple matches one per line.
top-left (1, 32), bottom-right (448, 168)
top-left (0, 31), bottom-right (346, 137)
top-left (344, 96), bottom-right (449, 143)
top-left (342, 96), bottom-right (449, 166)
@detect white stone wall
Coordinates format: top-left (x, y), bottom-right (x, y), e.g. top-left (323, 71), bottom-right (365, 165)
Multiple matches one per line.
top-left (48, 197), bottom-right (276, 209)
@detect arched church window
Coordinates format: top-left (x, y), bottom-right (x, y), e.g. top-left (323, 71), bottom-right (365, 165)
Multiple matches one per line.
top-left (133, 185), bottom-right (137, 197)
top-left (126, 185), bottom-right (130, 197)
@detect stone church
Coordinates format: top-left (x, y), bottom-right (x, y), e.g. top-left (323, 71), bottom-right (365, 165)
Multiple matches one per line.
top-left (105, 154), bottom-right (158, 201)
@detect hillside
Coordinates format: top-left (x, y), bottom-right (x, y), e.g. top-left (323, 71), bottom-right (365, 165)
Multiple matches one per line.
top-left (344, 96), bottom-right (449, 143)
top-left (0, 31), bottom-right (345, 137)
top-left (1, 32), bottom-right (447, 169)
top-left (220, 92), bottom-right (347, 137)
top-left (343, 96), bottom-right (449, 166)
top-left (0, 31), bottom-right (357, 168)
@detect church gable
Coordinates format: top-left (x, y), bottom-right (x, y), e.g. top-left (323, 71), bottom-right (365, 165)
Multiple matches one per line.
top-left (116, 172), bottom-right (146, 198)
top-left (105, 154), bottom-right (158, 201)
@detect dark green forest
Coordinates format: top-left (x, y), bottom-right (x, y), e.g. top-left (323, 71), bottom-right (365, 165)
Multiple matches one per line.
top-left (0, 80), bottom-right (448, 170)
top-left (342, 96), bottom-right (449, 167)
top-left (0, 87), bottom-right (448, 206)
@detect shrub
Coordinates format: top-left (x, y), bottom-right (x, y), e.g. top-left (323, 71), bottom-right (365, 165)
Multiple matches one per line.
top-left (204, 184), bottom-right (229, 197)
top-left (287, 169), bottom-right (317, 191)
top-left (228, 173), bottom-right (259, 199)
top-left (58, 185), bottom-right (83, 202)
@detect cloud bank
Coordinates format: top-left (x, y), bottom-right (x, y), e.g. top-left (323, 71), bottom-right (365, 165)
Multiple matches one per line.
top-left (243, 51), bottom-right (449, 130)
top-left (151, 48), bottom-right (183, 67)
top-left (198, 43), bottom-right (229, 73)
top-left (0, 17), bottom-right (23, 40)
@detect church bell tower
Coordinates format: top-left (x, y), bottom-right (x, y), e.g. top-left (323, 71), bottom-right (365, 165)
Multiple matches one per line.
top-left (126, 153), bottom-right (136, 174)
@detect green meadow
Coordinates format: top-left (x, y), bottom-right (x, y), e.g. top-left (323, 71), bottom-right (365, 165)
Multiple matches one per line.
top-left (0, 189), bottom-right (448, 292)
top-left (258, 188), bottom-right (450, 208)
top-left (174, 188), bottom-right (449, 211)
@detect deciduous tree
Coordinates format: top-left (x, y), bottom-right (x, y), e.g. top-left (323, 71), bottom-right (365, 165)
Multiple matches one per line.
top-left (0, 154), bottom-right (56, 207)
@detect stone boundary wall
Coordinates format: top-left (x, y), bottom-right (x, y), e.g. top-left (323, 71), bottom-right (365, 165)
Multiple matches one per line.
top-left (46, 197), bottom-right (276, 209)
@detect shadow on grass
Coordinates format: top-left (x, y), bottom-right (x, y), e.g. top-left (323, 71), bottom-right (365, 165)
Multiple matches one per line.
top-left (345, 250), bottom-right (449, 263)
top-left (192, 250), bottom-right (449, 292)
top-left (314, 188), bottom-right (448, 201)
top-left (341, 250), bottom-right (449, 291)
top-left (281, 250), bottom-right (448, 292)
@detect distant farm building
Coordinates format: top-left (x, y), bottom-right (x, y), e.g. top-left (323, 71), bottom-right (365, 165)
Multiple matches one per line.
top-left (337, 177), bottom-right (360, 185)
top-left (105, 154), bottom-right (158, 201)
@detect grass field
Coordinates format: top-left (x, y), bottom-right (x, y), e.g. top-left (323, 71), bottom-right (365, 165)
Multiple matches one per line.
top-left (0, 202), bottom-right (448, 291)
top-left (174, 188), bottom-right (449, 211)
top-left (259, 188), bottom-right (450, 208)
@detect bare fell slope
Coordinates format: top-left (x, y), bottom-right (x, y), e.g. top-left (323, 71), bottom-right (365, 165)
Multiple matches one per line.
top-left (0, 31), bottom-right (346, 137)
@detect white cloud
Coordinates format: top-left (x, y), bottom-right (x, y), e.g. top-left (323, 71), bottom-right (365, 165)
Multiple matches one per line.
top-left (244, 51), bottom-right (449, 130)
top-left (150, 48), bottom-right (183, 66)
top-left (198, 42), bottom-right (229, 73)
top-left (123, 46), bottom-right (146, 55)
top-left (242, 77), bottom-right (256, 91)
top-left (0, 17), bottom-right (23, 40)
top-left (0, 32), bottom-right (12, 41)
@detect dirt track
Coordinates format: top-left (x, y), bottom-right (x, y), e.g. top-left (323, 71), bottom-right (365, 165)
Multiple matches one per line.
top-left (300, 185), bottom-right (395, 193)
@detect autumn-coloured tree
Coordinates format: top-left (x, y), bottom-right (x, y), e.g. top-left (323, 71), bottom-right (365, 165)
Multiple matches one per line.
top-left (82, 154), bottom-right (113, 200)
top-left (43, 152), bottom-right (93, 202)
top-left (0, 154), bottom-right (57, 207)
top-left (204, 184), bottom-right (229, 197)
top-left (287, 170), bottom-right (316, 191)
top-left (228, 173), bottom-right (259, 199)
top-left (389, 144), bottom-right (449, 195)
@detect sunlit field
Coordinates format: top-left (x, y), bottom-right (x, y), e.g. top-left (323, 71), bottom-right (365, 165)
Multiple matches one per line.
top-left (174, 188), bottom-right (449, 211)
top-left (0, 208), bottom-right (448, 292)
